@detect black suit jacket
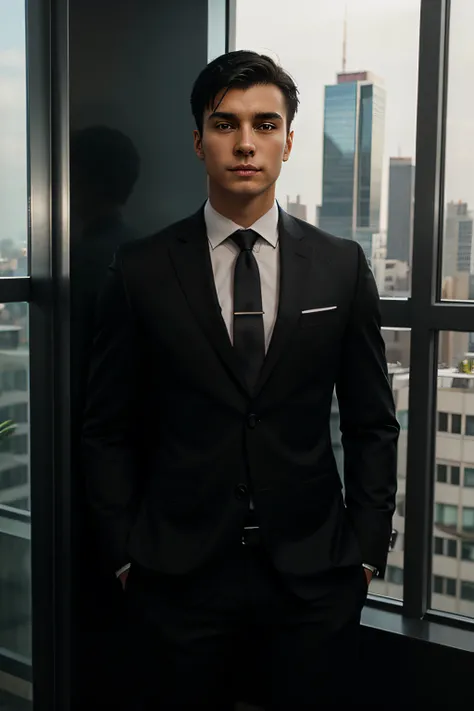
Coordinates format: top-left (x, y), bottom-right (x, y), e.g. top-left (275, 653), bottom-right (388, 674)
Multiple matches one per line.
top-left (82, 206), bottom-right (399, 593)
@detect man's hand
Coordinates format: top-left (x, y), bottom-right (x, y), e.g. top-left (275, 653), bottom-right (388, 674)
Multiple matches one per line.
top-left (364, 568), bottom-right (373, 585)
top-left (119, 568), bottom-right (129, 591)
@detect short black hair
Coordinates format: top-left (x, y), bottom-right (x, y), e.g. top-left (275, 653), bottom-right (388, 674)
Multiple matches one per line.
top-left (190, 50), bottom-right (299, 135)
top-left (70, 126), bottom-right (140, 206)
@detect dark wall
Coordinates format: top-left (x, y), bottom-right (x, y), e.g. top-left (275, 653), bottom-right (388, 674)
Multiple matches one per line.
top-left (68, 1), bottom-right (209, 706)
top-left (69, 0), bottom-right (208, 235)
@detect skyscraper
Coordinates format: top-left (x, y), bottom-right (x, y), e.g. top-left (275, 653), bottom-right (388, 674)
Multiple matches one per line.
top-left (443, 201), bottom-right (474, 278)
top-left (386, 157), bottom-right (415, 264)
top-left (319, 71), bottom-right (386, 261)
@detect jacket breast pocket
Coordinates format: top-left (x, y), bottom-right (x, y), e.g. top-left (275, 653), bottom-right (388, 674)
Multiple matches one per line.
top-left (299, 307), bottom-right (339, 329)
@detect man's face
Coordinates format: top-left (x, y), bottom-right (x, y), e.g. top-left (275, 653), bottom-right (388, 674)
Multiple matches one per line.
top-left (194, 84), bottom-right (293, 200)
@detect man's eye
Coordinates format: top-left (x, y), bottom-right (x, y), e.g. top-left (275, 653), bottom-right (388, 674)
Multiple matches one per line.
top-left (259, 123), bottom-right (276, 131)
top-left (216, 123), bottom-right (233, 131)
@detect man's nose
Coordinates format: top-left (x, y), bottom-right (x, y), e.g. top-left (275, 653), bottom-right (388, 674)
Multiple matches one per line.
top-left (234, 128), bottom-right (256, 156)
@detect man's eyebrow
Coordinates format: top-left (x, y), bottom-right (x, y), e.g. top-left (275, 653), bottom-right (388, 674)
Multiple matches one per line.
top-left (207, 111), bottom-right (283, 122)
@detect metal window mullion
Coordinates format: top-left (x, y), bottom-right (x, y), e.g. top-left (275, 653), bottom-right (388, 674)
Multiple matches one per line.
top-left (402, 0), bottom-right (450, 619)
top-left (0, 278), bottom-right (30, 303)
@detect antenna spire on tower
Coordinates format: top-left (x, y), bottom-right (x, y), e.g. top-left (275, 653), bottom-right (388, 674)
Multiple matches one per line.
top-left (342, 5), bottom-right (348, 72)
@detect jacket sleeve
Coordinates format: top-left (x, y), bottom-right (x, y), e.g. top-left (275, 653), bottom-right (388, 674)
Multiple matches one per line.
top-left (81, 249), bottom-right (142, 574)
top-left (335, 242), bottom-right (400, 576)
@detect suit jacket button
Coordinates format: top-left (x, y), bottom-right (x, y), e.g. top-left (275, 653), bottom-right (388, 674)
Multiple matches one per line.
top-left (234, 484), bottom-right (249, 501)
top-left (247, 413), bottom-right (257, 429)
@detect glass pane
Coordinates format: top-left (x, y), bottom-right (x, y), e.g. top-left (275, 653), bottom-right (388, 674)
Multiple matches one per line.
top-left (437, 464), bottom-right (448, 483)
top-left (441, 1), bottom-right (474, 299)
top-left (328, 327), bottom-right (408, 599)
top-left (235, 0), bottom-right (420, 295)
top-left (0, 0), bottom-right (28, 276)
top-left (452, 413), bottom-right (462, 434)
top-left (433, 337), bottom-right (474, 617)
top-left (451, 466), bottom-right (460, 486)
top-left (0, 303), bottom-right (31, 703)
top-left (369, 328), bottom-right (410, 600)
top-left (465, 468), bottom-right (474, 488)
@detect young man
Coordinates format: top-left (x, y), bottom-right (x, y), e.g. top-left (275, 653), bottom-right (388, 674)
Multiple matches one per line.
top-left (82, 50), bottom-right (399, 708)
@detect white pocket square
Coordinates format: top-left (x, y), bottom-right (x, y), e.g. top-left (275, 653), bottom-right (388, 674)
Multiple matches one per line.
top-left (301, 306), bottom-right (338, 315)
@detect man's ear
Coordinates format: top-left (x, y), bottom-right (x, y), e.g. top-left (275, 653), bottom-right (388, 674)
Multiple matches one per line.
top-left (193, 130), bottom-right (205, 160)
top-left (283, 129), bottom-right (294, 162)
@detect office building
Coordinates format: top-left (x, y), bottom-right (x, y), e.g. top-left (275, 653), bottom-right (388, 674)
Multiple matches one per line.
top-left (286, 195), bottom-right (307, 221)
top-left (319, 71), bottom-right (385, 261)
top-left (386, 157), bottom-right (415, 264)
top-left (443, 201), bottom-right (474, 278)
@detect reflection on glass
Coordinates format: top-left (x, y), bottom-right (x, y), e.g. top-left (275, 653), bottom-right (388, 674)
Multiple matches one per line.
top-left (235, 0), bottom-right (420, 295)
top-left (0, 0), bottom-right (28, 276)
top-left (441, 1), bottom-right (474, 300)
top-left (0, 305), bottom-right (31, 695)
top-left (331, 328), bottom-right (410, 601)
top-left (433, 332), bottom-right (474, 618)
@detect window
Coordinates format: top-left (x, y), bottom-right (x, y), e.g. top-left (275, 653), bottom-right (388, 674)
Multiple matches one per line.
top-left (460, 582), bottom-right (474, 603)
top-left (435, 503), bottom-right (458, 528)
top-left (433, 576), bottom-right (457, 596)
top-left (464, 468), bottom-right (474, 487)
top-left (235, 0), bottom-right (420, 291)
top-left (330, 329), bottom-right (410, 602)
top-left (436, 464), bottom-right (448, 483)
top-left (461, 542), bottom-right (474, 562)
top-left (433, 576), bottom-right (444, 594)
top-left (466, 416), bottom-right (474, 437)
top-left (397, 410), bottom-right (409, 430)
top-left (462, 508), bottom-right (474, 531)
top-left (438, 412), bottom-right (448, 432)
top-left (452, 414), bottom-right (462, 434)
top-left (387, 565), bottom-right (404, 586)
top-left (447, 539), bottom-right (458, 558)
top-left (451, 466), bottom-right (461, 486)
top-left (434, 537), bottom-right (458, 558)
top-left (446, 578), bottom-right (457, 597)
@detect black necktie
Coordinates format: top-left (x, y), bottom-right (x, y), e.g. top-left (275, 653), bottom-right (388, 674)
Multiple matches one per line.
top-left (230, 229), bottom-right (265, 389)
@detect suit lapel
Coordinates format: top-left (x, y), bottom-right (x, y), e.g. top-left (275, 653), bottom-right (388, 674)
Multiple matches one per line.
top-left (254, 209), bottom-right (313, 396)
top-left (168, 207), bottom-right (251, 396)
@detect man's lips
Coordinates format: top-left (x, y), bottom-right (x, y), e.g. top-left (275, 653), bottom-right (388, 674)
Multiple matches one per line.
top-left (229, 165), bottom-right (261, 175)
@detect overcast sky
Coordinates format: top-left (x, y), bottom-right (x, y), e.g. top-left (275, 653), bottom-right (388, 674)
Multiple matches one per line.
top-left (1, 0), bottom-right (474, 241)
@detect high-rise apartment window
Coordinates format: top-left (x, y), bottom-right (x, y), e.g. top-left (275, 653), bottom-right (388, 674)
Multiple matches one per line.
top-left (435, 503), bottom-right (458, 528)
top-left (466, 416), bottom-right (474, 437)
top-left (387, 565), bottom-right (404, 586)
top-left (464, 467), bottom-right (474, 487)
top-left (446, 578), bottom-right (457, 597)
top-left (433, 576), bottom-right (444, 594)
top-left (460, 582), bottom-right (474, 602)
top-left (451, 466), bottom-right (461, 486)
top-left (436, 464), bottom-right (448, 483)
top-left (461, 542), bottom-right (474, 562)
top-left (447, 539), bottom-right (458, 558)
top-left (452, 414), bottom-right (462, 434)
top-left (434, 536), bottom-right (458, 557)
top-left (434, 537), bottom-right (444, 555)
top-left (438, 412), bottom-right (449, 432)
top-left (462, 508), bottom-right (474, 531)
top-left (397, 410), bottom-right (408, 430)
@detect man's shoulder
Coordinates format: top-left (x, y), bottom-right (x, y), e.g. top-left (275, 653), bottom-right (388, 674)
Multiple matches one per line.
top-left (284, 213), bottom-right (361, 262)
top-left (116, 210), bottom-right (201, 263)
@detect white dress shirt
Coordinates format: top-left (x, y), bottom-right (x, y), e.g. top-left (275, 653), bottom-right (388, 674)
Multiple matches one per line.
top-left (204, 199), bottom-right (280, 352)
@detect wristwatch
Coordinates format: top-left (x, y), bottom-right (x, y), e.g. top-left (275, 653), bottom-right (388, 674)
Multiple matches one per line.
top-left (362, 563), bottom-right (378, 576)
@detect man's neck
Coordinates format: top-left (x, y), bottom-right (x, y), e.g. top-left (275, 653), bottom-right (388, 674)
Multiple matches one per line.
top-left (208, 188), bottom-right (276, 228)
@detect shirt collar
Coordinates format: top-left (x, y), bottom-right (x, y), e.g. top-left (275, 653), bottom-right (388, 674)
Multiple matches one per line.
top-left (204, 199), bottom-right (279, 250)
